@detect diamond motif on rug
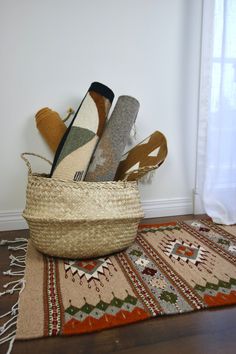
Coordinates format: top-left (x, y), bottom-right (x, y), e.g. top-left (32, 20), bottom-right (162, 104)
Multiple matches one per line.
top-left (163, 239), bottom-right (207, 265)
top-left (64, 257), bottom-right (117, 291)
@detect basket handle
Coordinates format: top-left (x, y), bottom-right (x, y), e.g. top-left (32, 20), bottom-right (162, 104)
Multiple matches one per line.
top-left (21, 152), bottom-right (53, 175)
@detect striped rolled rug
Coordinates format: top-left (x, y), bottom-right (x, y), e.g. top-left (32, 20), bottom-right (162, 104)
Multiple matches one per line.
top-left (50, 82), bottom-right (114, 181)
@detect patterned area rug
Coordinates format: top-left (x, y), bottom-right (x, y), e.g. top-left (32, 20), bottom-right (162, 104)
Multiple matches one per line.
top-left (3, 219), bottom-right (236, 342)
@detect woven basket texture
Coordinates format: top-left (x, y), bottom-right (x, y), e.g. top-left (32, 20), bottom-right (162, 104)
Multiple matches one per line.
top-left (21, 153), bottom-right (144, 259)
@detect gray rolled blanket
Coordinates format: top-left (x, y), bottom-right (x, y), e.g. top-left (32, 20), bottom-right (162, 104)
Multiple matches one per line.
top-left (85, 95), bottom-right (140, 181)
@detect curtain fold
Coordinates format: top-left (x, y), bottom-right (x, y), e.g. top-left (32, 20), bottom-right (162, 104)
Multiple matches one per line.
top-left (197, 0), bottom-right (236, 225)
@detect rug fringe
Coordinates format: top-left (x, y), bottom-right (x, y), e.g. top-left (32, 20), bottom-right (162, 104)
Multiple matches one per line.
top-left (0, 238), bottom-right (28, 245)
top-left (139, 170), bottom-right (156, 184)
top-left (127, 123), bottom-right (137, 145)
top-left (0, 278), bottom-right (26, 296)
top-left (8, 243), bottom-right (28, 252)
top-left (0, 315), bottom-right (18, 337)
top-left (131, 123), bottom-right (137, 139)
top-left (3, 270), bottom-right (25, 276)
top-left (0, 238), bottom-right (28, 354)
top-left (0, 334), bottom-right (15, 354)
top-left (0, 303), bottom-right (18, 319)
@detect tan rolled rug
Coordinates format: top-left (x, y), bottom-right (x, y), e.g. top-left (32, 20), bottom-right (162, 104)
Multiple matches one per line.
top-left (1, 219), bottom-right (236, 352)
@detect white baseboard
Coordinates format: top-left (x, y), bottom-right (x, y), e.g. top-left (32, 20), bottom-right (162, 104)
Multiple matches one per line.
top-left (142, 197), bottom-right (193, 218)
top-left (0, 210), bottom-right (28, 232)
top-left (0, 197), bottom-right (193, 232)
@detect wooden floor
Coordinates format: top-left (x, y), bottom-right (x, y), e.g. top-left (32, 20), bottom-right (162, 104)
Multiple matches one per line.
top-left (0, 215), bottom-right (236, 354)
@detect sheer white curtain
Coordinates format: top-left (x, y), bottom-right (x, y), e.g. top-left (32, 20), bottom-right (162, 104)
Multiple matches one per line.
top-left (196, 0), bottom-right (236, 225)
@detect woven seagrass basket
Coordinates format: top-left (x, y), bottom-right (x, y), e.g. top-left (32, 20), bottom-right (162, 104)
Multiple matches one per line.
top-left (21, 153), bottom-right (144, 259)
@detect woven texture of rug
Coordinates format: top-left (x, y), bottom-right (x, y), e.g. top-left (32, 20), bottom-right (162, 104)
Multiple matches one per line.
top-left (1, 219), bottom-right (236, 346)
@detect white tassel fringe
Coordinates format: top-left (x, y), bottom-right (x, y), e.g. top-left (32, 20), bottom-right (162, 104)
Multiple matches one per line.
top-left (0, 238), bottom-right (27, 354)
top-left (139, 169), bottom-right (156, 184)
top-left (127, 124), bottom-right (138, 145)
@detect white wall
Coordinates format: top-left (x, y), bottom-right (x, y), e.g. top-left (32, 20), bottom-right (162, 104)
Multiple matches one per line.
top-left (0, 0), bottom-right (202, 230)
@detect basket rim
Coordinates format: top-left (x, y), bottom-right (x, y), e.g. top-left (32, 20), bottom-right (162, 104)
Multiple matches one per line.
top-left (29, 173), bottom-right (138, 185)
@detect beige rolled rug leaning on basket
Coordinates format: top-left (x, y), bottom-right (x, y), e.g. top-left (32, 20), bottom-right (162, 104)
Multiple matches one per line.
top-left (20, 152), bottom-right (144, 259)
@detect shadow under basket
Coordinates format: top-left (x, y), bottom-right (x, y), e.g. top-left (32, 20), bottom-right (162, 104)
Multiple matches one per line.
top-left (21, 153), bottom-right (144, 259)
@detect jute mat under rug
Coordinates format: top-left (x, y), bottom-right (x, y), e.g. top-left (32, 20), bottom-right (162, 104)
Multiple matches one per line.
top-left (1, 219), bottom-right (236, 348)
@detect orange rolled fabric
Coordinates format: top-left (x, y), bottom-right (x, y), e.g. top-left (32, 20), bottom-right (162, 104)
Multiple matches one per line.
top-left (35, 107), bottom-right (67, 152)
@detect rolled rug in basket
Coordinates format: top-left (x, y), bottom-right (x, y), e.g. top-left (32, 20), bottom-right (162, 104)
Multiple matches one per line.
top-left (115, 131), bottom-right (168, 181)
top-left (50, 82), bottom-right (114, 181)
top-left (35, 107), bottom-right (67, 152)
top-left (85, 95), bottom-right (140, 181)
top-left (35, 107), bottom-right (74, 152)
